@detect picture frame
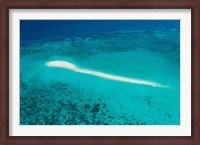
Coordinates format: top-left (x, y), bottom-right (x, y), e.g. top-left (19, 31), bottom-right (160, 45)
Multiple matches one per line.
top-left (0, 0), bottom-right (199, 145)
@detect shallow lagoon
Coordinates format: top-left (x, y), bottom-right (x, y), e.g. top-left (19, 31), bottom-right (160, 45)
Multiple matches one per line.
top-left (20, 20), bottom-right (180, 125)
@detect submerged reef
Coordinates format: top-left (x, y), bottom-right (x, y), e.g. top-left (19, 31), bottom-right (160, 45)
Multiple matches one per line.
top-left (20, 78), bottom-right (139, 125)
top-left (20, 29), bottom-right (180, 63)
top-left (20, 76), bottom-right (179, 125)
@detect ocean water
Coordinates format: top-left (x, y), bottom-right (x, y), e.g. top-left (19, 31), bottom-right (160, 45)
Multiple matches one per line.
top-left (20, 20), bottom-right (180, 125)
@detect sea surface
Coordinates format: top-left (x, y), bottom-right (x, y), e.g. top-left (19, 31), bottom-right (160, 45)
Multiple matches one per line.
top-left (20, 20), bottom-right (180, 125)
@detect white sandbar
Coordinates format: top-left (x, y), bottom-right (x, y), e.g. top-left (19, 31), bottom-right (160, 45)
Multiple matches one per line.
top-left (46, 60), bottom-right (167, 88)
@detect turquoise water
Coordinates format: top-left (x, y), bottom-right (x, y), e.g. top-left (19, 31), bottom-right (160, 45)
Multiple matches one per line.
top-left (20, 20), bottom-right (180, 125)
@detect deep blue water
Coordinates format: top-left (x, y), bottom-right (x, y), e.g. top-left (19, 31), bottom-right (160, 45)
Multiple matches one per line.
top-left (20, 20), bottom-right (179, 43)
top-left (20, 20), bottom-right (180, 125)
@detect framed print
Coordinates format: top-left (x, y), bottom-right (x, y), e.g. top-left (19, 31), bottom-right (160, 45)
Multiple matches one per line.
top-left (0, 0), bottom-right (199, 145)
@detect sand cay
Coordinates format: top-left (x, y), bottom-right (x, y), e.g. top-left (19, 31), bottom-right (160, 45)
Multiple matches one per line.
top-left (46, 60), bottom-right (167, 88)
